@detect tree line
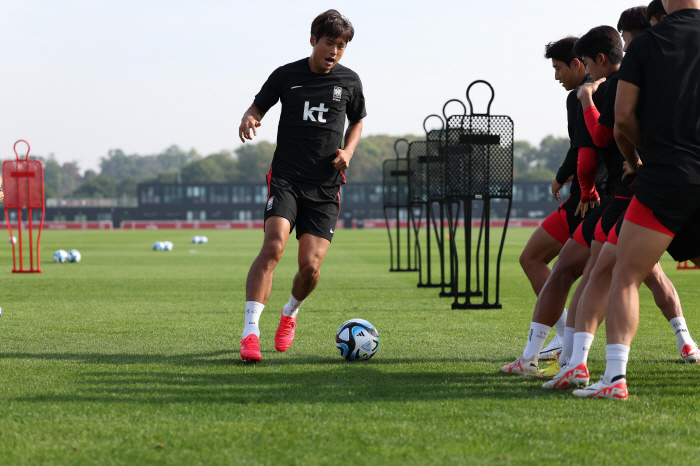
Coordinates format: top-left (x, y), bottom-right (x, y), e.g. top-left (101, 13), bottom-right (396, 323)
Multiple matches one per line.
top-left (34, 135), bottom-right (569, 199)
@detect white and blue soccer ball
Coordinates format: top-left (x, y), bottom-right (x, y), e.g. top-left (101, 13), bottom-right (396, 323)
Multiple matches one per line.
top-left (200, 236), bottom-right (208, 244)
top-left (152, 241), bottom-right (165, 251)
top-left (191, 236), bottom-right (201, 244)
top-left (53, 249), bottom-right (69, 263)
top-left (68, 249), bottom-right (81, 263)
top-left (335, 318), bottom-right (380, 361)
top-left (163, 241), bottom-right (173, 251)
top-left (9, 236), bottom-right (16, 244)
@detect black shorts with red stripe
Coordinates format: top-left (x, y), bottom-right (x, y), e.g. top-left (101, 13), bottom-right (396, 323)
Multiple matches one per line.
top-left (572, 197), bottom-right (609, 248)
top-left (625, 180), bottom-right (700, 261)
top-left (265, 173), bottom-right (340, 242)
top-left (594, 195), bottom-right (631, 243)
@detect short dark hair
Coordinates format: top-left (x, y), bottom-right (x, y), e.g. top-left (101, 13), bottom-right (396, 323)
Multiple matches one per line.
top-left (311, 10), bottom-right (354, 43)
top-left (647, 0), bottom-right (667, 22)
top-left (544, 36), bottom-right (579, 67)
top-left (573, 26), bottom-right (624, 65)
top-left (617, 6), bottom-right (650, 33)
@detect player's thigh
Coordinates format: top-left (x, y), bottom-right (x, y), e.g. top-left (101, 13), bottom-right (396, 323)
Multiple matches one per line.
top-left (551, 238), bottom-right (590, 278)
top-left (260, 216), bottom-right (292, 259)
top-left (297, 233), bottom-right (331, 270)
top-left (521, 225), bottom-right (563, 264)
top-left (615, 221), bottom-right (673, 285)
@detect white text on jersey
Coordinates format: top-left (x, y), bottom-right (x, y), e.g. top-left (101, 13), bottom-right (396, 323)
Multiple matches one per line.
top-left (303, 102), bottom-right (329, 123)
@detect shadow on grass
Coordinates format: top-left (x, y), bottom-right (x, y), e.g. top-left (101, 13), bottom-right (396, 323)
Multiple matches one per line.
top-left (5, 351), bottom-right (695, 404)
top-left (1, 351), bottom-right (564, 403)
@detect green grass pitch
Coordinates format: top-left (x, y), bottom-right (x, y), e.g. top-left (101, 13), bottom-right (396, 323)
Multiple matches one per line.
top-left (0, 227), bottom-right (699, 465)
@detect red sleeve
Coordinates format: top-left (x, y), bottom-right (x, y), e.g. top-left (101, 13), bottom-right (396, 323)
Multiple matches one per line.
top-left (583, 106), bottom-right (614, 148)
top-left (577, 147), bottom-right (599, 203)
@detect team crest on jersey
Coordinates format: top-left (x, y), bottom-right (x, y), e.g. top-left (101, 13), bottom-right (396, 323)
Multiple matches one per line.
top-left (333, 86), bottom-right (342, 101)
top-left (267, 196), bottom-right (274, 211)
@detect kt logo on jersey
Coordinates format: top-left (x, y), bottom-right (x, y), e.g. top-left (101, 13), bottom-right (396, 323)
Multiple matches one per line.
top-left (303, 102), bottom-right (329, 123)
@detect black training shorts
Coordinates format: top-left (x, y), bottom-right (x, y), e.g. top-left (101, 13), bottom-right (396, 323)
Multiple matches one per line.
top-left (574, 197), bottom-right (609, 248)
top-left (599, 196), bottom-right (631, 239)
top-left (264, 174), bottom-right (340, 242)
top-left (632, 179), bottom-right (700, 233)
top-left (666, 209), bottom-right (700, 262)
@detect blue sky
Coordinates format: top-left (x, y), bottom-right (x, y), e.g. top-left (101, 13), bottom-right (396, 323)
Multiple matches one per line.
top-left (0, 0), bottom-right (642, 171)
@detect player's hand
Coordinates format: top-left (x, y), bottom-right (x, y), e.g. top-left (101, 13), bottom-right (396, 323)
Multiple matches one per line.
top-left (239, 115), bottom-right (262, 143)
top-left (551, 179), bottom-right (564, 201)
top-left (577, 77), bottom-right (606, 100)
top-left (575, 197), bottom-right (600, 218)
top-left (0, 190), bottom-right (4, 203)
top-left (332, 148), bottom-right (352, 171)
top-left (622, 158), bottom-right (642, 180)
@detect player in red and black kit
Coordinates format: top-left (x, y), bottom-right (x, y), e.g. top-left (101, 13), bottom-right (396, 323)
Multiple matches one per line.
top-left (237, 10), bottom-right (366, 362)
top-left (576, 0), bottom-right (700, 400)
top-left (517, 37), bottom-right (591, 361)
top-left (544, 9), bottom-right (699, 391)
top-left (501, 38), bottom-right (610, 377)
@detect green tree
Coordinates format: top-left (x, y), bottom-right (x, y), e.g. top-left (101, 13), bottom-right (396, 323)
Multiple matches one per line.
top-left (234, 141), bottom-right (275, 183)
top-left (180, 151), bottom-right (240, 183)
top-left (71, 175), bottom-right (119, 198)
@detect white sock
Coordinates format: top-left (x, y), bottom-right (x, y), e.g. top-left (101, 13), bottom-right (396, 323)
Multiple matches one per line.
top-left (282, 293), bottom-right (304, 318)
top-left (522, 322), bottom-right (551, 360)
top-left (568, 332), bottom-right (595, 368)
top-left (560, 327), bottom-right (575, 366)
top-left (242, 301), bottom-right (265, 338)
top-left (603, 344), bottom-right (630, 384)
top-left (554, 308), bottom-right (568, 337)
top-left (669, 317), bottom-right (694, 352)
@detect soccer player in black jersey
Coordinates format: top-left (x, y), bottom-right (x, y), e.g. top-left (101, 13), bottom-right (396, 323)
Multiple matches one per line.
top-left (647, 0), bottom-right (668, 24)
top-left (516, 37), bottom-right (588, 361)
top-left (237, 10), bottom-right (366, 362)
top-left (543, 12), bottom-right (698, 391)
top-left (501, 37), bottom-right (609, 377)
top-left (578, 0), bottom-right (700, 400)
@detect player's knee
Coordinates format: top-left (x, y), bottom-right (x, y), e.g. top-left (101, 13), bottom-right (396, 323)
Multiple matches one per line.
top-left (260, 240), bottom-right (285, 264)
top-left (518, 250), bottom-right (530, 270)
top-left (299, 261), bottom-right (321, 283)
top-left (549, 263), bottom-right (578, 286)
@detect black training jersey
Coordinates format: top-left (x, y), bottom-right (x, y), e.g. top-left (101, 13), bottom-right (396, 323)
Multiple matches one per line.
top-left (556, 88), bottom-right (582, 186)
top-left (617, 9), bottom-right (700, 185)
top-left (254, 58), bottom-right (367, 186)
top-left (596, 71), bottom-right (628, 196)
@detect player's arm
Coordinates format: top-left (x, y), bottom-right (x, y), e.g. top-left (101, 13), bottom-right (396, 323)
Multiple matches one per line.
top-left (615, 80), bottom-right (643, 150)
top-left (333, 119), bottom-right (363, 171)
top-left (553, 146), bottom-right (576, 201)
top-left (578, 78), bottom-right (614, 148)
top-left (614, 125), bottom-right (642, 179)
top-left (575, 146), bottom-right (600, 218)
top-left (238, 103), bottom-right (266, 143)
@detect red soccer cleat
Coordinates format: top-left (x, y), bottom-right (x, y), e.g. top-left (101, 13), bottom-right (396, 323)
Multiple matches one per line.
top-left (542, 362), bottom-right (590, 389)
top-left (240, 334), bottom-right (261, 363)
top-left (274, 312), bottom-right (297, 352)
top-left (572, 376), bottom-right (628, 400)
top-left (681, 343), bottom-right (700, 363)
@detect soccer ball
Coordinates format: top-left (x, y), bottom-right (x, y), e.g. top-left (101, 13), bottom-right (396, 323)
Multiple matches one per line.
top-left (335, 318), bottom-right (380, 361)
top-left (53, 250), bottom-right (69, 263)
top-left (191, 236), bottom-right (201, 244)
top-left (9, 236), bottom-right (16, 244)
top-left (163, 241), bottom-right (173, 251)
top-left (200, 236), bottom-right (208, 244)
top-left (68, 249), bottom-right (81, 263)
top-left (153, 241), bottom-right (165, 251)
